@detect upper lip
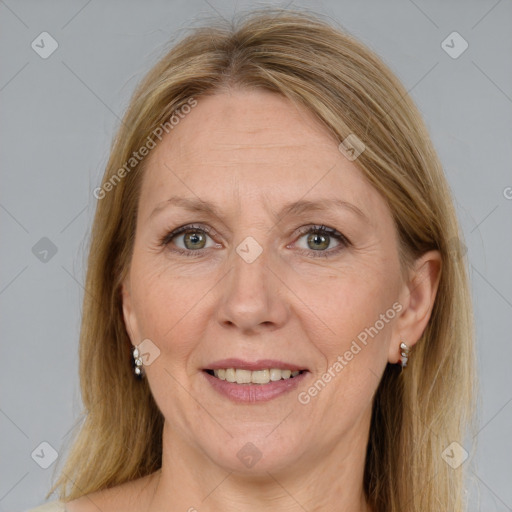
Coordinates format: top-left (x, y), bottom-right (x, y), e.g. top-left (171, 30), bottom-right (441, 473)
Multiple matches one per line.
top-left (204, 358), bottom-right (309, 372)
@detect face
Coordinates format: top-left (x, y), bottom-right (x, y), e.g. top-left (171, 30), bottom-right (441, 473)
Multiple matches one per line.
top-left (122, 88), bottom-right (407, 475)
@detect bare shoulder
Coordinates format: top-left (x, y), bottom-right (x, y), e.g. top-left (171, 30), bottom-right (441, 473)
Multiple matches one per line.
top-left (65, 472), bottom-right (159, 512)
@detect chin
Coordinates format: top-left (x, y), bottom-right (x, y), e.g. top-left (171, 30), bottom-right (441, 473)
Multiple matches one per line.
top-left (202, 431), bottom-right (306, 476)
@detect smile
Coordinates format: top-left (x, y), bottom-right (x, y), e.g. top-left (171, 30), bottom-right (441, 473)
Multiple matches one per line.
top-left (202, 359), bottom-right (309, 402)
top-left (205, 368), bottom-right (305, 384)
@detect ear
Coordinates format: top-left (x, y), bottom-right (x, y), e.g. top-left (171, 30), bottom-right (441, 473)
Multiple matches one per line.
top-left (388, 250), bottom-right (442, 363)
top-left (121, 275), bottom-right (140, 347)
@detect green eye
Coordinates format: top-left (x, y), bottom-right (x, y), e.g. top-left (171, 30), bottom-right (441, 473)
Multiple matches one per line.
top-left (294, 225), bottom-right (349, 258)
top-left (306, 232), bottom-right (330, 250)
top-left (160, 223), bottom-right (350, 258)
top-left (160, 224), bottom-right (215, 257)
top-left (181, 230), bottom-right (208, 250)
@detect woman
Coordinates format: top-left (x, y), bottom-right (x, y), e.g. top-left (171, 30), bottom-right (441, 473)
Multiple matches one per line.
top-left (29, 7), bottom-right (476, 512)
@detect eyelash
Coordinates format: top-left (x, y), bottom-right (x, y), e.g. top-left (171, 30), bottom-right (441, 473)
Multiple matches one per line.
top-left (158, 223), bottom-right (350, 259)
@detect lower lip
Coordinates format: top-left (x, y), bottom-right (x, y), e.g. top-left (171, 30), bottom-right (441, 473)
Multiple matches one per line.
top-left (202, 371), bottom-right (308, 403)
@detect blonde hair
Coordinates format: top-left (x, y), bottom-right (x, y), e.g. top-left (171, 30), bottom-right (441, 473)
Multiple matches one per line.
top-left (49, 7), bottom-right (477, 511)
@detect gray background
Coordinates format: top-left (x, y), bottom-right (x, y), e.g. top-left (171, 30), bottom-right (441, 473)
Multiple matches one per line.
top-left (1, 0), bottom-right (511, 510)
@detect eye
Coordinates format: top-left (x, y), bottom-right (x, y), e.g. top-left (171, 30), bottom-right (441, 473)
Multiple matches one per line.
top-left (159, 224), bottom-right (218, 257)
top-left (159, 223), bottom-right (350, 258)
top-left (293, 225), bottom-right (350, 258)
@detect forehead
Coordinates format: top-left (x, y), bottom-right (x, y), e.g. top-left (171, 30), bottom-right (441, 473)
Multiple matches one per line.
top-left (138, 89), bottom-right (386, 222)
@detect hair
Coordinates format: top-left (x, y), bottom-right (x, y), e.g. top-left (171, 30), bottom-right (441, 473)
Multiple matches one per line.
top-left (49, 7), bottom-right (477, 511)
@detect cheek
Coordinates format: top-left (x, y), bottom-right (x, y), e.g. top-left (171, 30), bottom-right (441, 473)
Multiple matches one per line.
top-left (295, 263), bottom-right (398, 409)
top-left (129, 259), bottom-right (207, 364)
top-left (297, 262), bottom-right (399, 355)
top-left (299, 328), bottom-right (386, 432)
top-left (288, 276), bottom-right (397, 450)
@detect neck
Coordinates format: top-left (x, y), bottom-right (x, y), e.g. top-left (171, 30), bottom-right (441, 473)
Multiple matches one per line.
top-left (146, 411), bottom-right (373, 512)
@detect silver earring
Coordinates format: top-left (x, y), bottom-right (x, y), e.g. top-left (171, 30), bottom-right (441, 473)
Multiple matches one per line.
top-left (132, 345), bottom-right (145, 379)
top-left (400, 341), bottom-right (410, 368)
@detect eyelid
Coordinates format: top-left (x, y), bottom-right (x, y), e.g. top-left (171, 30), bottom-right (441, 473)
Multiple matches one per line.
top-left (292, 224), bottom-right (350, 244)
top-left (159, 223), bottom-right (219, 246)
top-left (290, 224), bottom-right (350, 258)
top-left (160, 223), bottom-right (350, 257)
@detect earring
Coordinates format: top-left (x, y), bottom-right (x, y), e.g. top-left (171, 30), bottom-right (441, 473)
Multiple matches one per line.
top-left (132, 345), bottom-right (145, 379)
top-left (399, 341), bottom-right (410, 368)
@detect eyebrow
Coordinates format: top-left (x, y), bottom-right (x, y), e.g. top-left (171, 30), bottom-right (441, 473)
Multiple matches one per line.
top-left (149, 196), bottom-right (369, 224)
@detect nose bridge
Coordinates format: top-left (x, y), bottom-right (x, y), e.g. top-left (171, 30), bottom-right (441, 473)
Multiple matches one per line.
top-left (216, 232), bottom-right (287, 331)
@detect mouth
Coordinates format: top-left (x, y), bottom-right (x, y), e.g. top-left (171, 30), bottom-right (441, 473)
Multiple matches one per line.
top-left (203, 368), bottom-right (307, 384)
top-left (202, 359), bottom-right (309, 403)
top-left (201, 359), bottom-right (310, 404)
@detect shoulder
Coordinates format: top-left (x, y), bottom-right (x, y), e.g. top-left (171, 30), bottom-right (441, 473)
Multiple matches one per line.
top-left (25, 501), bottom-right (67, 512)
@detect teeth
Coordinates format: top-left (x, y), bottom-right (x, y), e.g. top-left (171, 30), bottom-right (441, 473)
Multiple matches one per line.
top-left (212, 368), bottom-right (302, 384)
top-left (252, 369), bottom-right (270, 384)
top-left (269, 368), bottom-right (282, 381)
top-left (235, 369), bottom-right (252, 384)
top-left (281, 369), bottom-right (291, 379)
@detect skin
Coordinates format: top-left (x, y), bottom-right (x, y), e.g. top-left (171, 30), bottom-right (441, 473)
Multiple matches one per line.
top-left (67, 88), bottom-right (441, 512)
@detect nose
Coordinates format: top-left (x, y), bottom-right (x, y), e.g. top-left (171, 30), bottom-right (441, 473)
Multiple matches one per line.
top-left (215, 238), bottom-right (290, 334)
